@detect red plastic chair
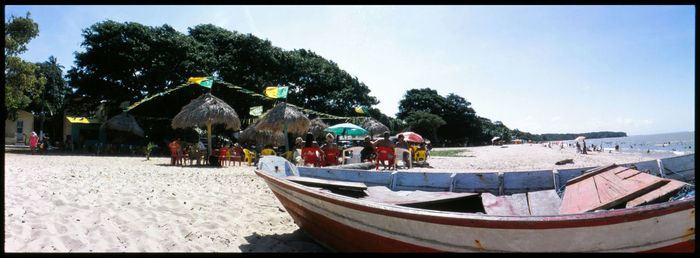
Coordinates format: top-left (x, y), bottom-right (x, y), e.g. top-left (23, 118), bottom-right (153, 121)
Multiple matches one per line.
top-left (183, 150), bottom-right (190, 166)
top-left (229, 146), bottom-right (243, 166)
top-left (375, 147), bottom-right (395, 170)
top-left (323, 149), bottom-right (341, 166)
top-left (217, 147), bottom-right (229, 167)
top-left (301, 147), bottom-right (324, 167)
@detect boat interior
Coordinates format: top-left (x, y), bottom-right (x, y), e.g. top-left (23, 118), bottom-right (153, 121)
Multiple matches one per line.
top-left (258, 155), bottom-right (695, 215)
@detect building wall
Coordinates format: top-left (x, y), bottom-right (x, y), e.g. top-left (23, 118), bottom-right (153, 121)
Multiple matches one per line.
top-left (4, 111), bottom-right (35, 145)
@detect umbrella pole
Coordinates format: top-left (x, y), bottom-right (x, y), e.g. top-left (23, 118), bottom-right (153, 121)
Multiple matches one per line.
top-left (283, 100), bottom-right (289, 154)
top-left (207, 123), bottom-right (212, 162)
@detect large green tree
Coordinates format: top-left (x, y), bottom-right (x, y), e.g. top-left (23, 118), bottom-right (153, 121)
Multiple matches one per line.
top-left (5, 12), bottom-right (46, 119)
top-left (66, 21), bottom-right (385, 144)
top-left (397, 88), bottom-right (482, 145)
top-left (27, 56), bottom-right (71, 139)
top-left (404, 111), bottom-right (445, 142)
top-left (66, 20), bottom-right (202, 118)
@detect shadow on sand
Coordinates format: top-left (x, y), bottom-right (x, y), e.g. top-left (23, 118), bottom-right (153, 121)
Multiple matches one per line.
top-left (239, 230), bottom-right (328, 252)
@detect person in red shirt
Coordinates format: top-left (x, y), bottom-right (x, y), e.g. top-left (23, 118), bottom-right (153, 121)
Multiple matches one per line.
top-left (169, 138), bottom-right (182, 165)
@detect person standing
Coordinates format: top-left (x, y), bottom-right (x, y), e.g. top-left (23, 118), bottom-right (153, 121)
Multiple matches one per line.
top-left (582, 140), bottom-right (588, 154)
top-left (29, 131), bottom-right (39, 154)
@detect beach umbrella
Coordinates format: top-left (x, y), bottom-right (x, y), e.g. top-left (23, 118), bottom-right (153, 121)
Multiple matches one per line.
top-left (237, 123), bottom-right (285, 146)
top-left (397, 131), bottom-right (424, 143)
top-left (309, 118), bottom-right (330, 139)
top-left (254, 103), bottom-right (311, 135)
top-left (491, 136), bottom-right (500, 142)
top-left (574, 136), bottom-right (586, 141)
top-left (100, 112), bottom-right (145, 137)
top-left (325, 123), bottom-right (369, 138)
top-left (360, 117), bottom-right (390, 137)
top-left (171, 92), bottom-right (241, 157)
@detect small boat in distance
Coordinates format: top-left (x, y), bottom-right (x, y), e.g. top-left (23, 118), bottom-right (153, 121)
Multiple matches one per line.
top-left (255, 154), bottom-right (695, 252)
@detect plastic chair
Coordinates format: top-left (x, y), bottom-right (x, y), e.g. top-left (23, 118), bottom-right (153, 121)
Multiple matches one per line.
top-left (375, 147), bottom-right (395, 170)
top-left (217, 147), bottom-right (229, 167)
top-left (414, 150), bottom-right (427, 164)
top-left (301, 147), bottom-right (324, 167)
top-left (322, 149), bottom-right (341, 166)
top-left (394, 147), bottom-right (412, 169)
top-left (243, 149), bottom-right (257, 166)
top-left (261, 148), bottom-right (277, 156)
top-left (229, 146), bottom-right (243, 166)
top-left (182, 150), bottom-right (190, 166)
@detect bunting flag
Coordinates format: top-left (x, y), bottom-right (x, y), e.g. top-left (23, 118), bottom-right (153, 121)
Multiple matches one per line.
top-left (354, 106), bottom-right (369, 114)
top-left (187, 77), bottom-right (213, 88)
top-left (249, 106), bottom-right (263, 116)
top-left (264, 86), bottom-right (288, 99)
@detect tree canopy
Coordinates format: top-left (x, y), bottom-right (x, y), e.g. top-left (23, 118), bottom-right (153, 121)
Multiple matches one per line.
top-left (5, 12), bottom-right (46, 120)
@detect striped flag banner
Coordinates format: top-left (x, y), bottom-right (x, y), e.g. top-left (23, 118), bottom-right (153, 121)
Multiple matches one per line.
top-left (264, 86), bottom-right (288, 99)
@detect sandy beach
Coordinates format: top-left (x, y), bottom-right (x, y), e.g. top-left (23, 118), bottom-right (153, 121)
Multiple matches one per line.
top-left (4, 144), bottom-right (681, 252)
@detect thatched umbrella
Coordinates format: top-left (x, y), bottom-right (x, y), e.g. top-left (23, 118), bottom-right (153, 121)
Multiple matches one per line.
top-left (309, 118), bottom-right (330, 139)
top-left (361, 117), bottom-right (389, 138)
top-left (237, 123), bottom-right (285, 146)
top-left (100, 112), bottom-right (145, 137)
top-left (171, 92), bottom-right (241, 156)
top-left (254, 103), bottom-right (310, 152)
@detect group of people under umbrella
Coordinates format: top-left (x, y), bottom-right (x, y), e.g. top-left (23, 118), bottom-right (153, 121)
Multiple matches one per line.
top-left (103, 92), bottom-right (431, 169)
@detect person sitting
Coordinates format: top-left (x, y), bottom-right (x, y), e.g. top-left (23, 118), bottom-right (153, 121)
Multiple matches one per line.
top-left (360, 136), bottom-right (376, 162)
top-left (395, 134), bottom-right (411, 168)
top-left (320, 133), bottom-right (338, 151)
top-left (374, 132), bottom-right (395, 169)
top-left (321, 133), bottom-right (340, 166)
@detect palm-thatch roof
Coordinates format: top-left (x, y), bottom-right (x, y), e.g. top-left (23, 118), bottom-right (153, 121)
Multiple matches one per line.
top-left (100, 112), bottom-right (145, 137)
top-left (254, 103), bottom-right (310, 135)
top-left (237, 123), bottom-right (285, 146)
top-left (309, 118), bottom-right (330, 139)
top-left (361, 117), bottom-right (389, 136)
top-left (171, 92), bottom-right (241, 130)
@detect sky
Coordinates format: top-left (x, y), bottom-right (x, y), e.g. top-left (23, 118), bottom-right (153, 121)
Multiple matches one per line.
top-left (4, 5), bottom-right (695, 136)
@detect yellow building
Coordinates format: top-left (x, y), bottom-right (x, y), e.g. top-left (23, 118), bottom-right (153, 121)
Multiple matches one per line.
top-left (5, 110), bottom-right (35, 145)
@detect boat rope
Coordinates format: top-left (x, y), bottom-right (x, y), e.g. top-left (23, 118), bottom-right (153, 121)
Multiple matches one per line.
top-left (669, 184), bottom-right (695, 202)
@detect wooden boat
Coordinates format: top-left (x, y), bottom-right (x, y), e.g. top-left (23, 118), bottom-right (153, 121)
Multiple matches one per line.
top-left (254, 154), bottom-right (695, 252)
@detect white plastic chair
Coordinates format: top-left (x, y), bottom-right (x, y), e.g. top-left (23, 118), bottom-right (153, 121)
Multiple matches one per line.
top-left (341, 146), bottom-right (364, 166)
top-left (394, 147), bottom-right (412, 169)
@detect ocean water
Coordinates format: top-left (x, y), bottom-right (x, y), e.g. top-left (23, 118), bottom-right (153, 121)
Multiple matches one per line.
top-left (566, 131), bottom-right (695, 157)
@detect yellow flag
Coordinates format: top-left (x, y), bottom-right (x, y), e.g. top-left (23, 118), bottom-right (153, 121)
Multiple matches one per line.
top-left (264, 86), bottom-right (288, 98)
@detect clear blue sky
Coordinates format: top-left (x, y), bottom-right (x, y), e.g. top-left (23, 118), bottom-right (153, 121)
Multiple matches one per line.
top-left (5, 5), bottom-right (695, 136)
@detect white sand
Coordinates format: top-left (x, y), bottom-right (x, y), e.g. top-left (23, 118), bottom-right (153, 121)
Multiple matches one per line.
top-left (4, 153), bottom-right (325, 252)
top-left (4, 144), bottom-right (682, 252)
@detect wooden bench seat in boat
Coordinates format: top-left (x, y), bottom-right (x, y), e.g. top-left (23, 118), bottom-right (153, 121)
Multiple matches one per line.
top-left (481, 189), bottom-right (562, 216)
top-left (559, 165), bottom-right (670, 214)
top-left (285, 176), bottom-right (368, 192)
top-left (626, 178), bottom-right (690, 208)
top-left (360, 186), bottom-right (479, 206)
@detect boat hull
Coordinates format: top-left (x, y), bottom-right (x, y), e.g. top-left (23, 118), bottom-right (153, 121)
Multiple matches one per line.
top-left (256, 170), bottom-right (695, 252)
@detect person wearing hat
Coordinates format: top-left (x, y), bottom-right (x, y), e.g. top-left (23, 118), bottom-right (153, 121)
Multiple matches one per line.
top-left (29, 131), bottom-right (39, 154)
top-left (320, 133), bottom-right (337, 151)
